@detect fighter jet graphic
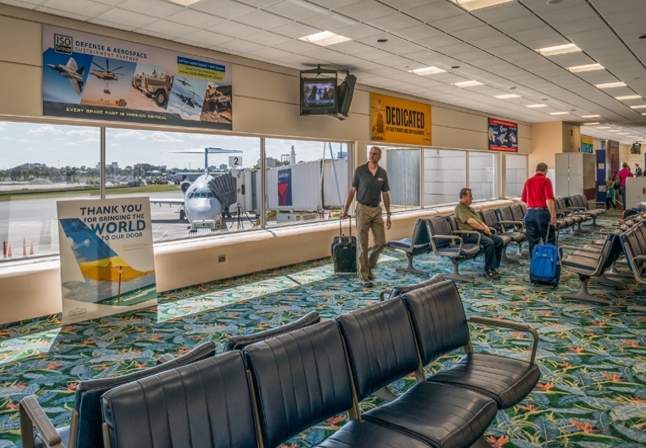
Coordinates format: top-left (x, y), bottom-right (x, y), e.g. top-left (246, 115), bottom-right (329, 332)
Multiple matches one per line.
top-left (47, 57), bottom-right (85, 95)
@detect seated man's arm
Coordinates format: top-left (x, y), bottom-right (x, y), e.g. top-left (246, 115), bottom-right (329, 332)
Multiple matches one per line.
top-left (466, 218), bottom-right (491, 235)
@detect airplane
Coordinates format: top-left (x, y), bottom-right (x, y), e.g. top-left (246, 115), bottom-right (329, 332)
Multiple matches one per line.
top-left (90, 59), bottom-right (124, 82)
top-left (150, 147), bottom-right (243, 231)
top-left (176, 77), bottom-right (192, 87)
top-left (173, 90), bottom-right (202, 109)
top-left (58, 218), bottom-right (155, 304)
top-left (47, 57), bottom-right (85, 95)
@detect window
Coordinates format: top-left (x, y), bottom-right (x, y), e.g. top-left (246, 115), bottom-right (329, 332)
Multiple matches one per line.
top-left (381, 147), bottom-right (420, 211)
top-left (468, 152), bottom-right (495, 201)
top-left (505, 154), bottom-right (527, 198)
top-left (423, 149), bottom-right (466, 206)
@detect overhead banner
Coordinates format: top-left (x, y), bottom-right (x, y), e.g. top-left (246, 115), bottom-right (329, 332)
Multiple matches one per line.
top-left (488, 118), bottom-right (518, 152)
top-left (57, 197), bottom-right (157, 323)
top-left (42, 25), bottom-right (232, 130)
top-left (581, 137), bottom-right (593, 153)
top-left (370, 93), bottom-right (432, 146)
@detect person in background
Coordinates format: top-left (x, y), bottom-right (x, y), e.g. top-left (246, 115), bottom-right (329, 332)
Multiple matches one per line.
top-left (614, 163), bottom-right (633, 210)
top-left (521, 162), bottom-right (557, 258)
top-left (342, 146), bottom-right (391, 288)
top-left (605, 180), bottom-right (616, 210)
top-left (635, 163), bottom-right (643, 178)
top-left (454, 188), bottom-right (504, 280)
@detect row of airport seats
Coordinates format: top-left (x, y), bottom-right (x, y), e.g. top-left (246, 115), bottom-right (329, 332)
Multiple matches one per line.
top-left (22, 279), bottom-right (541, 448)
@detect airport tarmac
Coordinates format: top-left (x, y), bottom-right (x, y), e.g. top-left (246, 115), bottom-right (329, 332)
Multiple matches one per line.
top-left (0, 190), bottom-right (259, 260)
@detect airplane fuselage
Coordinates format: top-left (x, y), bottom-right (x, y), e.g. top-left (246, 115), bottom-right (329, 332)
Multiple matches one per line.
top-left (48, 64), bottom-right (83, 82)
top-left (184, 173), bottom-right (222, 222)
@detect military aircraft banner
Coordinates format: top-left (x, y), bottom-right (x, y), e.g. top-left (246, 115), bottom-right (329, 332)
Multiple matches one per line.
top-left (57, 197), bottom-right (157, 323)
top-left (42, 25), bottom-right (233, 130)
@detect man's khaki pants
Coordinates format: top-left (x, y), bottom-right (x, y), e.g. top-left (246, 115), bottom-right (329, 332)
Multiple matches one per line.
top-left (355, 203), bottom-right (386, 282)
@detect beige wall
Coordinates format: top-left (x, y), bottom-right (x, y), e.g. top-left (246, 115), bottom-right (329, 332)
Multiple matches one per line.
top-left (530, 122), bottom-right (562, 170)
top-left (562, 122), bottom-right (581, 153)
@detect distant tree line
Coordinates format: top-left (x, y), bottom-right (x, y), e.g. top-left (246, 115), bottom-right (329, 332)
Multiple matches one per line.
top-left (0, 163), bottom-right (180, 183)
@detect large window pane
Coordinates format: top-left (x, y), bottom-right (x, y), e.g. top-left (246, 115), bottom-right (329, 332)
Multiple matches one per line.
top-left (106, 129), bottom-right (260, 240)
top-left (423, 149), bottom-right (466, 206)
top-left (469, 152), bottom-right (495, 201)
top-left (0, 121), bottom-right (99, 261)
top-left (505, 154), bottom-right (527, 198)
top-left (265, 139), bottom-right (349, 228)
top-left (382, 147), bottom-right (420, 211)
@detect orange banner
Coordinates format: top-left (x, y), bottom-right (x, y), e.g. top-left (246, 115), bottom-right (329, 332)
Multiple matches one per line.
top-left (370, 93), bottom-right (432, 146)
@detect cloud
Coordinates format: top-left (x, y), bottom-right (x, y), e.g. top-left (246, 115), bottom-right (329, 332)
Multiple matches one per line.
top-left (111, 129), bottom-right (145, 139)
top-left (149, 132), bottom-right (184, 143)
top-left (79, 137), bottom-right (100, 143)
top-left (3, 136), bottom-right (14, 140)
top-left (110, 143), bottom-right (122, 147)
top-left (27, 125), bottom-right (64, 135)
top-left (66, 128), bottom-right (98, 137)
top-left (19, 139), bottom-right (37, 143)
top-left (55, 138), bottom-right (65, 141)
top-left (64, 142), bottom-right (79, 146)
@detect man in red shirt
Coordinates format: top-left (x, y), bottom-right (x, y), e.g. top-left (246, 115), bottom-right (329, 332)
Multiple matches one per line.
top-left (521, 162), bottom-right (557, 258)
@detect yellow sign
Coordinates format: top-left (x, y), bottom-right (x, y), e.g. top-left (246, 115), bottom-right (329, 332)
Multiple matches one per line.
top-left (370, 93), bottom-right (432, 146)
top-left (581, 137), bottom-right (593, 145)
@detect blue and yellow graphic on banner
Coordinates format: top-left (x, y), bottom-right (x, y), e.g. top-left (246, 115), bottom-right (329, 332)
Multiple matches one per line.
top-left (177, 56), bottom-right (226, 81)
top-left (581, 137), bottom-right (593, 153)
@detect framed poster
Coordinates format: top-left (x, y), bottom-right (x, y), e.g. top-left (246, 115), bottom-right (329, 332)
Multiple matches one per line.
top-left (488, 118), bottom-right (518, 152)
top-left (370, 93), bottom-right (431, 146)
top-left (43, 25), bottom-right (232, 130)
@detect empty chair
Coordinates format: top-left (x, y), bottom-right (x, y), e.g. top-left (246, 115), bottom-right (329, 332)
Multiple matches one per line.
top-left (495, 206), bottom-right (527, 256)
top-left (619, 223), bottom-right (646, 312)
top-left (386, 218), bottom-right (431, 276)
top-left (402, 279), bottom-right (541, 410)
top-left (101, 351), bottom-right (258, 448)
top-left (20, 341), bottom-right (216, 448)
top-left (427, 216), bottom-right (481, 282)
top-left (379, 273), bottom-right (445, 301)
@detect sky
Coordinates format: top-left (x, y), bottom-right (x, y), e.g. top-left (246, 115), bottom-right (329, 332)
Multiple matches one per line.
top-left (0, 120), bottom-right (348, 171)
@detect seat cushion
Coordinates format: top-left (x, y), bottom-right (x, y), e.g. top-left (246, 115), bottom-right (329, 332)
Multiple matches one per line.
top-left (35, 426), bottom-right (70, 448)
top-left (427, 353), bottom-right (540, 409)
top-left (363, 382), bottom-right (497, 448)
top-left (388, 238), bottom-right (412, 250)
top-left (317, 420), bottom-right (432, 448)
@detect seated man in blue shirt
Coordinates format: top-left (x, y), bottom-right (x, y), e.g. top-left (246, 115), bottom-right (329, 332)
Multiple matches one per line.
top-left (454, 188), bottom-right (504, 280)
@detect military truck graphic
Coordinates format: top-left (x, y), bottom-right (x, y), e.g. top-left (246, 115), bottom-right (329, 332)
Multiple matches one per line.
top-left (132, 71), bottom-right (174, 107)
top-left (203, 85), bottom-right (232, 113)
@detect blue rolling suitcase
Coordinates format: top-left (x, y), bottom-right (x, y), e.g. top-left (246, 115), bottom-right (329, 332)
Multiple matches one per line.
top-left (331, 216), bottom-right (357, 275)
top-left (529, 226), bottom-right (561, 286)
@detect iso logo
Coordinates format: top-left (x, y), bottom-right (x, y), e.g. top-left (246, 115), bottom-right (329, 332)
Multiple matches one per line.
top-left (54, 34), bottom-right (73, 55)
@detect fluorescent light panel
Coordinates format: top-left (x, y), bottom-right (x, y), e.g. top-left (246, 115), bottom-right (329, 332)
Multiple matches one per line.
top-left (582, 114), bottom-right (600, 118)
top-left (595, 82), bottom-right (627, 89)
top-left (607, 129), bottom-right (620, 132)
top-left (616, 95), bottom-right (642, 100)
top-left (630, 105), bottom-right (646, 109)
top-left (550, 112), bottom-right (569, 115)
top-left (496, 94), bottom-right (520, 99)
top-left (583, 122), bottom-right (600, 126)
top-left (567, 63), bottom-right (604, 73)
top-left (536, 43), bottom-right (581, 56)
top-left (166, 0), bottom-right (203, 4)
top-left (617, 133), bottom-right (629, 135)
top-left (453, 80), bottom-right (483, 87)
top-left (450, 0), bottom-right (514, 11)
top-left (299, 31), bottom-right (351, 46)
top-left (597, 126), bottom-right (611, 129)
top-left (409, 66), bottom-right (445, 75)
top-left (526, 104), bottom-right (548, 108)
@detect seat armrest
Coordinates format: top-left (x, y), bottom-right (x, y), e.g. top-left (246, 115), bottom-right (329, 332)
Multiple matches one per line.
top-left (498, 220), bottom-right (524, 231)
top-left (379, 288), bottom-right (392, 302)
top-left (560, 245), bottom-right (600, 254)
top-left (431, 235), bottom-right (464, 254)
top-left (156, 354), bottom-right (176, 365)
top-left (20, 395), bottom-right (63, 448)
top-left (451, 230), bottom-right (481, 246)
top-left (468, 316), bottom-right (539, 364)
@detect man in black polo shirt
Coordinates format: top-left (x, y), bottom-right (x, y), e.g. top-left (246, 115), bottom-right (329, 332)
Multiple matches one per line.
top-left (342, 146), bottom-right (391, 287)
top-left (454, 188), bottom-right (504, 280)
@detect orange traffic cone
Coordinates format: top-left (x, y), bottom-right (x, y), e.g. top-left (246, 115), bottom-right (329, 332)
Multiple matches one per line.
top-left (7, 244), bottom-right (12, 258)
top-left (30, 242), bottom-right (34, 255)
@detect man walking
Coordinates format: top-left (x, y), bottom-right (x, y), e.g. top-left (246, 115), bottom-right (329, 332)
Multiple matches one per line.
top-left (635, 163), bottom-right (642, 178)
top-left (454, 188), bottom-right (504, 279)
top-left (521, 162), bottom-right (557, 258)
top-left (342, 146), bottom-right (391, 287)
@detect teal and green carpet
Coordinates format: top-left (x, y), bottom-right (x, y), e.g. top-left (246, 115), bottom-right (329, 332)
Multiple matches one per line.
top-left (1, 213), bottom-right (645, 447)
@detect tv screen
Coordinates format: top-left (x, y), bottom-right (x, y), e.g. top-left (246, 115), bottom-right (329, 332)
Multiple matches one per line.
top-left (631, 143), bottom-right (641, 154)
top-left (300, 78), bottom-right (337, 115)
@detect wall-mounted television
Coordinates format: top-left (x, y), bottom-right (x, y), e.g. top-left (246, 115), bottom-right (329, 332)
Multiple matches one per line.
top-left (631, 142), bottom-right (642, 154)
top-left (300, 78), bottom-right (337, 115)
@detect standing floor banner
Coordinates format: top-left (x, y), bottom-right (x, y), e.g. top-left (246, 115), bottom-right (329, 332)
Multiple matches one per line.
top-left (57, 197), bottom-right (157, 323)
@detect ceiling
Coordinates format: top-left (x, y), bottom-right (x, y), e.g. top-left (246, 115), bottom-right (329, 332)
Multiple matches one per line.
top-left (2, 0), bottom-right (646, 144)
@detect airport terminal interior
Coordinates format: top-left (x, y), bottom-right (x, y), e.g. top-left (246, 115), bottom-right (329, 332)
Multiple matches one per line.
top-left (1, 0), bottom-right (646, 447)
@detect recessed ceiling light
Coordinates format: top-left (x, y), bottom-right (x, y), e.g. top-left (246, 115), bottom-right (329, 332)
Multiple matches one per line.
top-left (567, 63), bottom-right (604, 73)
top-left (630, 105), bottom-right (646, 109)
top-left (583, 122), bottom-right (600, 126)
top-left (550, 111), bottom-right (569, 115)
top-left (510, 87), bottom-right (517, 90)
top-left (536, 43), bottom-right (581, 56)
top-left (617, 133), bottom-right (630, 135)
top-left (450, 0), bottom-right (514, 11)
top-left (299, 31), bottom-right (351, 46)
top-left (377, 38), bottom-right (388, 43)
top-left (595, 82), bottom-right (627, 89)
top-left (582, 114), bottom-right (600, 118)
top-left (597, 126), bottom-right (611, 129)
top-left (526, 104), bottom-right (548, 108)
top-left (409, 66), bottom-right (446, 75)
top-left (453, 80), bottom-right (484, 87)
top-left (496, 94), bottom-right (520, 99)
top-left (643, 113), bottom-right (646, 116)
top-left (547, 0), bottom-right (562, 4)
top-left (616, 95), bottom-right (642, 100)
top-left (166, 0), bottom-right (203, 4)
top-left (451, 65), bottom-right (461, 69)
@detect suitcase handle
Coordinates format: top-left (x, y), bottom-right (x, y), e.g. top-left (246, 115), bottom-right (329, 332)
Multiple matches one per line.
top-left (339, 215), bottom-right (352, 238)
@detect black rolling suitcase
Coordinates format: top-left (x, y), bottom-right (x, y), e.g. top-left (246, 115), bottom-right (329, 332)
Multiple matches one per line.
top-left (331, 216), bottom-right (357, 275)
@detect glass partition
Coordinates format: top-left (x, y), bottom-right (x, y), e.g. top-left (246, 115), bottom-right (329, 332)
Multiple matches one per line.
top-left (505, 153), bottom-right (527, 198)
top-left (423, 149), bottom-right (466, 206)
top-left (382, 147), bottom-right (420, 211)
top-left (469, 152), bottom-right (495, 201)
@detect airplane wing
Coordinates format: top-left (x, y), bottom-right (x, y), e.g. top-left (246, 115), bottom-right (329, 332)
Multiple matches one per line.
top-left (69, 77), bottom-right (83, 95)
top-left (150, 199), bottom-right (184, 206)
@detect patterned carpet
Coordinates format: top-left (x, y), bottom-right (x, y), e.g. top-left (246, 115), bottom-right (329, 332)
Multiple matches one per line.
top-left (1, 212), bottom-right (646, 448)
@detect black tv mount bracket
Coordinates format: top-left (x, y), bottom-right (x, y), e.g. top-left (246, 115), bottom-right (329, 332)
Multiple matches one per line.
top-left (301, 65), bottom-right (338, 76)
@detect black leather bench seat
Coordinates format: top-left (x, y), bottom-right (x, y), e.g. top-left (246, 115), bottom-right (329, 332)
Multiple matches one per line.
top-left (316, 420), bottom-right (433, 448)
top-left (362, 381), bottom-right (497, 448)
top-left (427, 353), bottom-right (541, 409)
